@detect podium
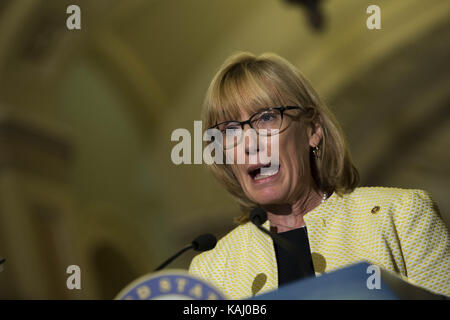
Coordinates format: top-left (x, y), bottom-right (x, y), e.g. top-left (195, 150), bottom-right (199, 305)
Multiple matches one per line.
top-left (116, 262), bottom-right (447, 300)
top-left (252, 262), bottom-right (446, 300)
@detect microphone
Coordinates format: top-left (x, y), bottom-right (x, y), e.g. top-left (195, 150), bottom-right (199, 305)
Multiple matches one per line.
top-left (250, 207), bottom-right (311, 276)
top-left (154, 234), bottom-right (217, 271)
top-left (250, 207), bottom-right (267, 226)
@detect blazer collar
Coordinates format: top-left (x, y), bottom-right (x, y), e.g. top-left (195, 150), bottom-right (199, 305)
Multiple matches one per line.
top-left (248, 220), bottom-right (278, 296)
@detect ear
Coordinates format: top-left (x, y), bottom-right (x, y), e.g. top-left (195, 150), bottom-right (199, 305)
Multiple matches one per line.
top-left (308, 122), bottom-right (323, 148)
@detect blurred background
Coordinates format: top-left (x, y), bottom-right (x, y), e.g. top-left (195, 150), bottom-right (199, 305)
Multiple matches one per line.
top-left (0, 0), bottom-right (449, 299)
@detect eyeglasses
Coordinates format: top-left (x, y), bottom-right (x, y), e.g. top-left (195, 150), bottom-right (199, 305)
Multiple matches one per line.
top-left (210, 106), bottom-right (302, 150)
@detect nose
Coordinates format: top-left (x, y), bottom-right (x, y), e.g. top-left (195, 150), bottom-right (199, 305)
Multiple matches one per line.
top-left (244, 125), bottom-right (263, 156)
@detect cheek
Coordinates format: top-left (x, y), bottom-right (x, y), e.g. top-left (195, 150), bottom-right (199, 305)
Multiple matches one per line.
top-left (278, 128), bottom-right (309, 172)
top-left (261, 135), bottom-right (279, 160)
top-left (278, 132), bottom-right (298, 161)
top-left (224, 146), bottom-right (247, 164)
top-left (224, 149), bottom-right (234, 163)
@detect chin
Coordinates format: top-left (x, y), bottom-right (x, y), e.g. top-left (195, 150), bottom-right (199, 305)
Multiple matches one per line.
top-left (248, 188), bottom-right (286, 206)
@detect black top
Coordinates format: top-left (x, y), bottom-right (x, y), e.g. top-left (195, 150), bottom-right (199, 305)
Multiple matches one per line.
top-left (273, 226), bottom-right (315, 286)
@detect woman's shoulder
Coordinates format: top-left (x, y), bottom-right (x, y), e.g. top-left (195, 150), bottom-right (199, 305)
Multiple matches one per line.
top-left (348, 186), bottom-right (432, 203)
top-left (342, 186), bottom-right (436, 218)
top-left (205, 221), bottom-right (252, 256)
top-left (189, 222), bottom-right (252, 270)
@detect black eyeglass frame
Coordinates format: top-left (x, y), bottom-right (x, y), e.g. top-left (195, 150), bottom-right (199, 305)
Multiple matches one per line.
top-left (209, 106), bottom-right (303, 134)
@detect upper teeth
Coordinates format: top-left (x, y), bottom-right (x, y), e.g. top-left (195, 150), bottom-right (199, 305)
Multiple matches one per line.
top-left (254, 166), bottom-right (279, 180)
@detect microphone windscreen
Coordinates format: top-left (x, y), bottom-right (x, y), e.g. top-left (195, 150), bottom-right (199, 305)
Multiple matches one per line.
top-left (250, 207), bottom-right (267, 225)
top-left (192, 233), bottom-right (217, 252)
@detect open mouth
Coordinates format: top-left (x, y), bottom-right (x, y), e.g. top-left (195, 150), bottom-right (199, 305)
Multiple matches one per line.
top-left (248, 163), bottom-right (281, 181)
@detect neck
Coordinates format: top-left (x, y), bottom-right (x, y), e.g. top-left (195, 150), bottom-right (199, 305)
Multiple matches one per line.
top-left (263, 187), bottom-right (324, 233)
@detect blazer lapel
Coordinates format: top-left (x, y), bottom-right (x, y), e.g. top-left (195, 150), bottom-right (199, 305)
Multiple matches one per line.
top-left (248, 220), bottom-right (278, 296)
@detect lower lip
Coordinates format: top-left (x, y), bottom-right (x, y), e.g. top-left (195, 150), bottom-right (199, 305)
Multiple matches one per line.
top-left (250, 166), bottom-right (281, 184)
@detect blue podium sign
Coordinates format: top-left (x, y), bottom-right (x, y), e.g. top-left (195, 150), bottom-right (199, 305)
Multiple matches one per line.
top-left (115, 269), bottom-right (227, 300)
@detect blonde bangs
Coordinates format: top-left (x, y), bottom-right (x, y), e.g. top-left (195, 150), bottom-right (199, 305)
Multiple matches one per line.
top-left (203, 55), bottom-right (296, 128)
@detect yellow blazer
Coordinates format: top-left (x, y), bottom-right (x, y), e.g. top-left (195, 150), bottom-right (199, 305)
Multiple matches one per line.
top-left (189, 187), bottom-right (450, 299)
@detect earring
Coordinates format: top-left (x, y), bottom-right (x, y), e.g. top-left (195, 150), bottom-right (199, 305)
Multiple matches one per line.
top-left (312, 145), bottom-right (322, 159)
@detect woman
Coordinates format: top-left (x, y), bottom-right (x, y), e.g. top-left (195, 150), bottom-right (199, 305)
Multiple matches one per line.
top-left (188, 51), bottom-right (450, 299)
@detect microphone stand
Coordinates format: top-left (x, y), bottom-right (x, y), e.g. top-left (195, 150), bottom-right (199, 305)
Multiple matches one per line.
top-left (153, 233), bottom-right (216, 272)
top-left (154, 244), bottom-right (193, 272)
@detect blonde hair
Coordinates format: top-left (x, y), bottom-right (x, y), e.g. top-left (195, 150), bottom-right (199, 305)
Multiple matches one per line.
top-left (202, 52), bottom-right (359, 224)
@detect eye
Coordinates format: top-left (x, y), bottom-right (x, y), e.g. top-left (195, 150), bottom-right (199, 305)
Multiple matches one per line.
top-left (225, 125), bottom-right (241, 130)
top-left (256, 111), bottom-right (278, 123)
top-left (219, 122), bottom-right (242, 136)
top-left (224, 127), bottom-right (242, 137)
top-left (261, 113), bottom-right (276, 121)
